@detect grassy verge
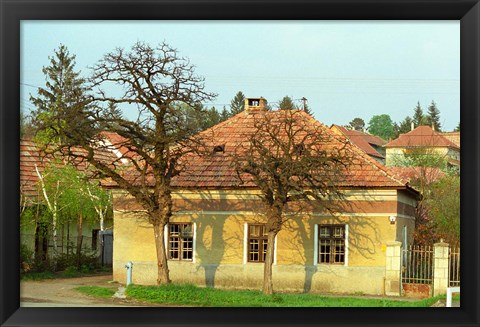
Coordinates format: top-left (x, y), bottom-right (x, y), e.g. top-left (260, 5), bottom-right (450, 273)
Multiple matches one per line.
top-left (75, 286), bottom-right (116, 298)
top-left (121, 284), bottom-right (445, 307)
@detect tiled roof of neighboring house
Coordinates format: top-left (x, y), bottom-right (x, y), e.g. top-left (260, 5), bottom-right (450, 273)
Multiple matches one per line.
top-left (20, 138), bottom-right (118, 204)
top-left (442, 132), bottom-right (460, 148)
top-left (385, 126), bottom-right (459, 149)
top-left (330, 124), bottom-right (386, 159)
top-left (388, 166), bottom-right (446, 185)
top-left (20, 139), bottom-right (46, 202)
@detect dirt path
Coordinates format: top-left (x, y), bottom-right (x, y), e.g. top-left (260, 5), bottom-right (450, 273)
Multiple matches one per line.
top-left (20, 274), bottom-right (153, 307)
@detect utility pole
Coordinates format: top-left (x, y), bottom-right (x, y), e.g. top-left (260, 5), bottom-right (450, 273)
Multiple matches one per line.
top-left (301, 97), bottom-right (308, 111)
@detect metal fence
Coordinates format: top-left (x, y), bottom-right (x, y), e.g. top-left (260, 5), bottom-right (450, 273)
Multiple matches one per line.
top-left (402, 245), bottom-right (434, 284)
top-left (449, 247), bottom-right (460, 287)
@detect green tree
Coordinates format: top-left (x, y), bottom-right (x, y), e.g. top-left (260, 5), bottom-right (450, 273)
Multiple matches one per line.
top-left (412, 102), bottom-right (426, 128)
top-left (229, 91), bottom-right (245, 116)
top-left (299, 97), bottom-right (313, 116)
top-left (454, 122), bottom-right (460, 132)
top-left (30, 44), bottom-right (88, 144)
top-left (397, 116), bottom-right (413, 135)
top-left (367, 114), bottom-right (396, 140)
top-left (220, 106), bottom-right (230, 121)
top-left (425, 100), bottom-right (442, 131)
top-left (35, 161), bottom-right (111, 267)
top-left (277, 96), bottom-right (296, 110)
top-left (32, 41), bottom-right (216, 285)
top-left (348, 118), bottom-right (365, 131)
top-left (424, 174), bottom-right (460, 246)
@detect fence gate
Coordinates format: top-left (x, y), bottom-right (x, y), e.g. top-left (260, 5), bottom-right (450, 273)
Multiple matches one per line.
top-left (449, 247), bottom-right (460, 287)
top-left (401, 245), bottom-right (433, 297)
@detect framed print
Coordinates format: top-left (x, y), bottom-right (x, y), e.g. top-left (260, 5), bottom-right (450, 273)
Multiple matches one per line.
top-left (1, 0), bottom-right (479, 326)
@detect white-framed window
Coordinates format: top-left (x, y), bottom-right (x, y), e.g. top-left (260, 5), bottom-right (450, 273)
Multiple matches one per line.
top-left (314, 224), bottom-right (348, 265)
top-left (165, 223), bottom-right (195, 262)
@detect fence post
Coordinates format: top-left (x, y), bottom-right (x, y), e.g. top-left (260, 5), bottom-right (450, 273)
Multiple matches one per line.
top-left (385, 241), bottom-right (402, 296)
top-left (433, 241), bottom-right (449, 296)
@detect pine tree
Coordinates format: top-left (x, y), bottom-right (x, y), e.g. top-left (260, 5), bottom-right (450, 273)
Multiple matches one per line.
top-left (412, 102), bottom-right (426, 128)
top-left (397, 116), bottom-right (413, 135)
top-left (30, 44), bottom-right (88, 144)
top-left (278, 96), bottom-right (296, 110)
top-left (229, 91), bottom-right (245, 115)
top-left (220, 106), bottom-right (230, 121)
top-left (425, 100), bottom-right (442, 131)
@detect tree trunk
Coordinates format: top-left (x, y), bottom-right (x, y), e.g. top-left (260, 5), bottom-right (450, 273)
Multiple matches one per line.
top-left (263, 231), bottom-right (277, 295)
top-left (76, 213), bottom-right (83, 269)
top-left (153, 223), bottom-right (171, 285)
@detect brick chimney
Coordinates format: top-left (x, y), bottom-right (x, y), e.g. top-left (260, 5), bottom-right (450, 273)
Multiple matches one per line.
top-left (244, 97), bottom-right (267, 111)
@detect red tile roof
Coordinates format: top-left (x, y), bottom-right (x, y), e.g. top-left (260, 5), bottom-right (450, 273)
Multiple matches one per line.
top-left (20, 138), bottom-right (118, 203)
top-left (442, 132), bottom-right (460, 148)
top-left (386, 126), bottom-right (459, 149)
top-left (330, 124), bottom-right (386, 159)
top-left (166, 110), bottom-right (416, 192)
top-left (388, 166), bottom-right (446, 185)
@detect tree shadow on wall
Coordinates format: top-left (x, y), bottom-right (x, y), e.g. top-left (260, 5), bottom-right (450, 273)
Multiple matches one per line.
top-left (177, 191), bottom-right (253, 288)
top-left (285, 197), bottom-right (384, 293)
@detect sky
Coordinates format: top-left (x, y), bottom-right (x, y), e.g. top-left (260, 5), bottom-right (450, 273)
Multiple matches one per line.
top-left (21, 21), bottom-right (460, 131)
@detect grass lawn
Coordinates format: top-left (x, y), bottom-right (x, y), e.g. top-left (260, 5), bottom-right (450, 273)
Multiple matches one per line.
top-left (88, 284), bottom-right (448, 307)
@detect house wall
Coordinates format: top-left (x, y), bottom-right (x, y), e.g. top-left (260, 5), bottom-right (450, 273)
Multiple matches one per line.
top-left (112, 189), bottom-right (416, 295)
top-left (385, 147), bottom-right (451, 166)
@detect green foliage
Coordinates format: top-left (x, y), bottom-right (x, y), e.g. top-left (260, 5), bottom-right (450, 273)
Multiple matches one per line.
top-left (367, 114), bottom-right (395, 140)
top-left (174, 102), bottom-right (226, 136)
top-left (20, 244), bottom-right (35, 273)
top-left (454, 122), bottom-right (460, 132)
top-left (75, 286), bottom-right (116, 298)
top-left (394, 148), bottom-right (448, 170)
top-left (348, 118), bottom-right (365, 131)
top-left (425, 100), bottom-right (442, 131)
top-left (424, 174), bottom-right (460, 246)
top-left (125, 284), bottom-right (443, 307)
top-left (277, 96), bottom-right (296, 110)
top-left (54, 251), bottom-right (100, 272)
top-left (30, 44), bottom-right (89, 145)
top-left (229, 91), bottom-right (245, 115)
top-left (397, 116), bottom-right (413, 135)
top-left (20, 271), bottom-right (56, 281)
top-left (412, 101), bottom-right (427, 128)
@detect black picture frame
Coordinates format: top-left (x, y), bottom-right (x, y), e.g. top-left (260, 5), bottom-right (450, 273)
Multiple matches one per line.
top-left (1, 0), bottom-right (479, 326)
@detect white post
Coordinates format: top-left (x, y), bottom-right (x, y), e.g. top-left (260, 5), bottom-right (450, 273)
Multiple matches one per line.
top-left (125, 261), bottom-right (133, 286)
top-left (446, 287), bottom-right (460, 307)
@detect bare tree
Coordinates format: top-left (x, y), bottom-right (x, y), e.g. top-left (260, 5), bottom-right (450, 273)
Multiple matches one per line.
top-left (32, 41), bottom-right (216, 284)
top-left (230, 110), bottom-right (354, 294)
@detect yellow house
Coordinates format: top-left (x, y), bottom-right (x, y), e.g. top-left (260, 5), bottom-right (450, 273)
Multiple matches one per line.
top-left (385, 125), bottom-right (460, 167)
top-left (110, 98), bottom-right (420, 295)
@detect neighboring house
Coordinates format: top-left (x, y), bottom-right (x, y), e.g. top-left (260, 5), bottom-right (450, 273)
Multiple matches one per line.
top-left (108, 98), bottom-right (420, 295)
top-left (330, 124), bottom-right (387, 164)
top-left (20, 138), bottom-right (116, 262)
top-left (384, 126), bottom-right (460, 167)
